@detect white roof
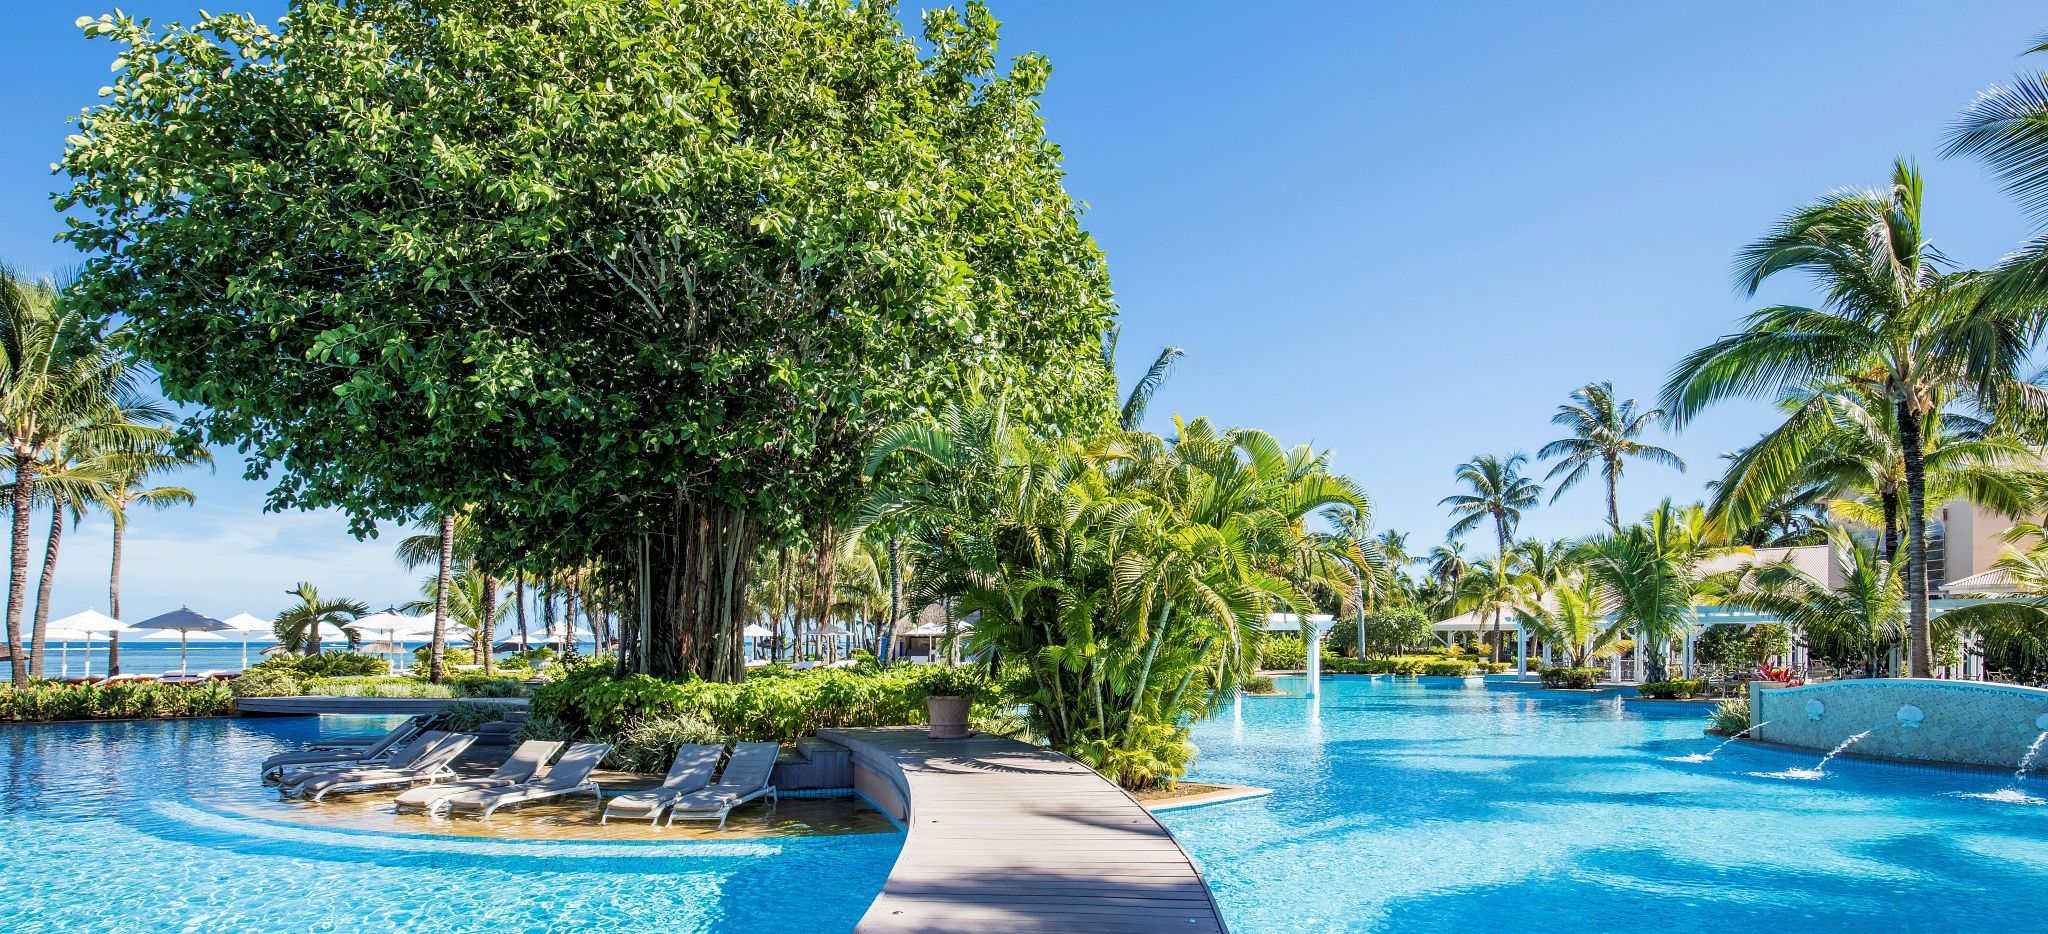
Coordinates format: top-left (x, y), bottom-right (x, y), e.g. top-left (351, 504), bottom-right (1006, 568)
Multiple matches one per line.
top-left (1944, 567), bottom-right (2016, 595)
top-left (1433, 608), bottom-right (1527, 633)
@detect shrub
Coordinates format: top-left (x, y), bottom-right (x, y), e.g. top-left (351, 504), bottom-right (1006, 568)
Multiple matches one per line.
top-left (249, 651), bottom-right (388, 678)
top-left (1477, 661), bottom-right (1514, 674)
top-left (0, 680), bottom-right (233, 722)
top-left (1421, 660), bottom-right (1477, 677)
top-left (440, 700), bottom-right (512, 732)
top-left (300, 676), bottom-right (454, 698)
top-left (1241, 674), bottom-right (1278, 694)
top-left (1539, 667), bottom-right (1602, 689)
top-left (1637, 679), bottom-right (1707, 700)
top-left (1258, 635), bottom-right (1307, 670)
top-left (530, 663), bottom-right (988, 745)
top-left (448, 673), bottom-right (530, 698)
top-left (917, 666), bottom-right (986, 700)
top-left (1709, 698), bottom-right (1751, 735)
top-left (411, 645), bottom-right (476, 676)
top-left (606, 713), bottom-right (730, 772)
top-left (229, 668), bottom-right (301, 698)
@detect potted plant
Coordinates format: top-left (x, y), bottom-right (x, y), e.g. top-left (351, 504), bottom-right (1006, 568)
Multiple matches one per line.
top-left (920, 667), bottom-right (982, 739)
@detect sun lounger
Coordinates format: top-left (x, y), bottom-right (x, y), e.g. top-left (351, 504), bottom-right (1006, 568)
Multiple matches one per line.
top-left (293, 734), bottom-right (477, 802)
top-left (394, 740), bottom-right (564, 814)
top-left (440, 742), bottom-right (611, 819)
top-left (600, 744), bottom-right (722, 825)
top-left (274, 730), bottom-right (451, 789)
top-left (665, 742), bottom-right (780, 829)
top-left (261, 717), bottom-right (433, 778)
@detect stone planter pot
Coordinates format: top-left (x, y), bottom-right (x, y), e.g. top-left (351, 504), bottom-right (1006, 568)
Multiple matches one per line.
top-left (926, 695), bottom-right (970, 739)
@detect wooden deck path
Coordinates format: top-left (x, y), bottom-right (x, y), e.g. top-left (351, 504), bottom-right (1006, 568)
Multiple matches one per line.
top-left (819, 727), bottom-right (1228, 934)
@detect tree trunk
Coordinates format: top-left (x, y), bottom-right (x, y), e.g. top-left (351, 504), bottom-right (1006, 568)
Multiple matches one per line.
top-left (883, 534), bottom-right (901, 668)
top-left (811, 523), bottom-right (839, 663)
top-left (1604, 458), bottom-right (1621, 530)
top-left (28, 503), bottom-right (64, 678)
top-left (1490, 518), bottom-right (1509, 663)
top-left (7, 453), bottom-right (36, 688)
top-left (480, 573), bottom-right (497, 676)
top-left (1880, 489), bottom-right (1900, 560)
top-left (564, 585), bottom-right (579, 656)
top-left (1353, 572), bottom-right (1367, 660)
top-left (108, 515), bottom-right (122, 675)
top-left (634, 496), bottom-right (756, 681)
top-left (1898, 400), bottom-right (1932, 678)
top-left (514, 571), bottom-right (528, 652)
top-left (541, 582), bottom-right (557, 658)
top-left (430, 512), bottom-right (453, 683)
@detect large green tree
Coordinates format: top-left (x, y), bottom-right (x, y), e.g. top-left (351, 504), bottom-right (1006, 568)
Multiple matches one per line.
top-left (61, 0), bottom-right (1115, 680)
top-left (1663, 160), bottom-right (2039, 677)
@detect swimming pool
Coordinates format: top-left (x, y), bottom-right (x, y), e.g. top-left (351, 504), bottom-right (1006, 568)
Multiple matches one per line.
top-left (0, 717), bottom-right (901, 932)
top-left (1159, 675), bottom-right (2048, 933)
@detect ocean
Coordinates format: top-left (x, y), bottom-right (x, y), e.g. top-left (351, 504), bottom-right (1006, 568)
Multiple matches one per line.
top-left (1, 637), bottom-right (599, 680)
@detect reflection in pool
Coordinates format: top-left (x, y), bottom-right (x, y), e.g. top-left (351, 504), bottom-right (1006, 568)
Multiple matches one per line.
top-left (0, 716), bottom-right (901, 932)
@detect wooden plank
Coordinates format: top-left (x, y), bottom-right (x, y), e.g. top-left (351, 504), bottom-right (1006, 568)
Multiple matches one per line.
top-left (819, 727), bottom-right (1229, 934)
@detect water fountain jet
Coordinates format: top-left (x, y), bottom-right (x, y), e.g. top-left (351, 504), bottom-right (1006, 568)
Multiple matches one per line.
top-left (1753, 728), bottom-right (1874, 780)
top-left (1665, 721), bottom-right (1773, 763)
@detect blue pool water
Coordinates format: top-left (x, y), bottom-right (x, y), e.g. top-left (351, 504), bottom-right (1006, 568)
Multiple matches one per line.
top-left (1159, 676), bottom-right (2048, 933)
top-left (0, 717), bottom-right (900, 933)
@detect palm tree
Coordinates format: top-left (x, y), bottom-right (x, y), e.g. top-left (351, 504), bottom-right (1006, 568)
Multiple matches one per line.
top-left (398, 512), bottom-right (468, 682)
top-left (1584, 501), bottom-right (1738, 681)
top-left (1102, 325), bottom-right (1185, 431)
top-left (1724, 529), bottom-right (1905, 678)
top-left (0, 270), bottom-right (159, 686)
top-left (1320, 504), bottom-right (1391, 660)
top-left (1518, 573), bottom-right (1621, 667)
top-left (1441, 453), bottom-right (1543, 661)
top-left (1945, 37), bottom-right (2048, 306)
top-left (96, 446), bottom-right (203, 675)
top-left (1662, 160), bottom-right (2040, 677)
top-left (1454, 555), bottom-right (1524, 660)
top-left (1540, 381), bottom-right (1685, 529)
top-left (401, 565), bottom-right (508, 673)
top-left (272, 582), bottom-right (367, 655)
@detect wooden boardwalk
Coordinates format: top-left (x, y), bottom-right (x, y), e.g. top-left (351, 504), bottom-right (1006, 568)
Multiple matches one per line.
top-left (819, 727), bottom-right (1228, 934)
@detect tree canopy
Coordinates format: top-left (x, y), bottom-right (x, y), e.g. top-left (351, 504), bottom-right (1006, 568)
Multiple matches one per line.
top-left (60, 0), bottom-right (1117, 677)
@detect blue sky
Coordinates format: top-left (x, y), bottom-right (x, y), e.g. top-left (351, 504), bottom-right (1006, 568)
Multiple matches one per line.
top-left (2, 1), bottom-right (2045, 619)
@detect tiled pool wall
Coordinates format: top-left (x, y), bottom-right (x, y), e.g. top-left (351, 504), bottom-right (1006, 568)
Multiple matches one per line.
top-left (1752, 678), bottom-right (2048, 770)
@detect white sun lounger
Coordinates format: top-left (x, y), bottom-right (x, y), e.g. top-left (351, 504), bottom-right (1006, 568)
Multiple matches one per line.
top-left (394, 740), bottom-right (563, 814)
top-left (291, 734), bottom-right (476, 802)
top-left (261, 716), bottom-right (430, 778)
top-left (275, 731), bottom-right (451, 791)
top-left (440, 742), bottom-right (611, 819)
top-left (600, 744), bottom-right (722, 825)
top-left (665, 742), bottom-right (780, 829)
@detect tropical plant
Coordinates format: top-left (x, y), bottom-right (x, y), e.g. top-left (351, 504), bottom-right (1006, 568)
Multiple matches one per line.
top-left (0, 269), bottom-right (168, 685)
top-left (1583, 501), bottom-right (1737, 682)
top-left (1945, 35), bottom-right (2048, 307)
top-left (400, 564), bottom-right (508, 679)
top-left (1441, 453), bottom-right (1542, 661)
top-left (94, 443), bottom-right (204, 675)
top-left (1318, 503), bottom-right (1391, 659)
top-left (1103, 325), bottom-right (1185, 432)
top-left (272, 583), bottom-right (367, 656)
top-left (398, 512), bottom-right (469, 680)
top-left (1518, 574), bottom-right (1622, 667)
top-left (1722, 529), bottom-right (1906, 677)
top-left (1663, 159), bottom-right (2041, 677)
top-left (1539, 381), bottom-right (1685, 529)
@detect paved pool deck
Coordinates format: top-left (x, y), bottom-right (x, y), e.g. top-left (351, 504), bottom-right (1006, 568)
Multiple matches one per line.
top-left (820, 726), bottom-right (1228, 934)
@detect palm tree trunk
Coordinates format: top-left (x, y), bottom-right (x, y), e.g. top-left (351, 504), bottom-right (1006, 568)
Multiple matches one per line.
top-left (540, 582), bottom-right (556, 657)
top-left (108, 513), bottom-right (123, 675)
top-left (564, 585), bottom-right (578, 656)
top-left (480, 573), bottom-right (497, 676)
top-left (1880, 489), bottom-right (1900, 559)
top-left (811, 524), bottom-right (839, 664)
top-left (883, 534), bottom-right (901, 668)
top-left (1353, 572), bottom-right (1367, 660)
top-left (514, 571), bottom-right (528, 653)
top-left (7, 452), bottom-right (36, 688)
top-left (430, 512), bottom-right (453, 683)
top-left (28, 503), bottom-right (65, 678)
top-left (1604, 458), bottom-right (1621, 530)
top-left (1898, 400), bottom-right (1932, 678)
top-left (1491, 519), bottom-right (1509, 663)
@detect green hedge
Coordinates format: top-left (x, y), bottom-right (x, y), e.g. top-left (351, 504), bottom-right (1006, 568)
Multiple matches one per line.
top-left (248, 652), bottom-right (389, 678)
top-left (0, 680), bottom-right (234, 722)
top-left (531, 660), bottom-right (995, 744)
top-left (229, 668), bottom-right (300, 697)
top-left (1258, 635), bottom-right (1307, 670)
top-left (1637, 679), bottom-right (1706, 699)
top-left (1540, 667), bottom-right (1603, 689)
top-left (1421, 660), bottom-right (1477, 677)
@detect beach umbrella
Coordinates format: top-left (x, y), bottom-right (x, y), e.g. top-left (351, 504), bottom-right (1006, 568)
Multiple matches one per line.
top-left (347, 611), bottom-right (431, 666)
top-left (130, 608), bottom-right (231, 673)
top-left (218, 612), bottom-right (276, 671)
top-left (52, 610), bottom-right (131, 679)
top-left (36, 626), bottom-right (90, 678)
top-left (743, 623), bottom-right (773, 638)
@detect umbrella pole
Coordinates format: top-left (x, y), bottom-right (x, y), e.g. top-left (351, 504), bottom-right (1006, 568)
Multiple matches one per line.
top-left (179, 631), bottom-right (188, 674)
top-left (242, 631), bottom-right (250, 671)
top-left (83, 632), bottom-right (93, 679)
